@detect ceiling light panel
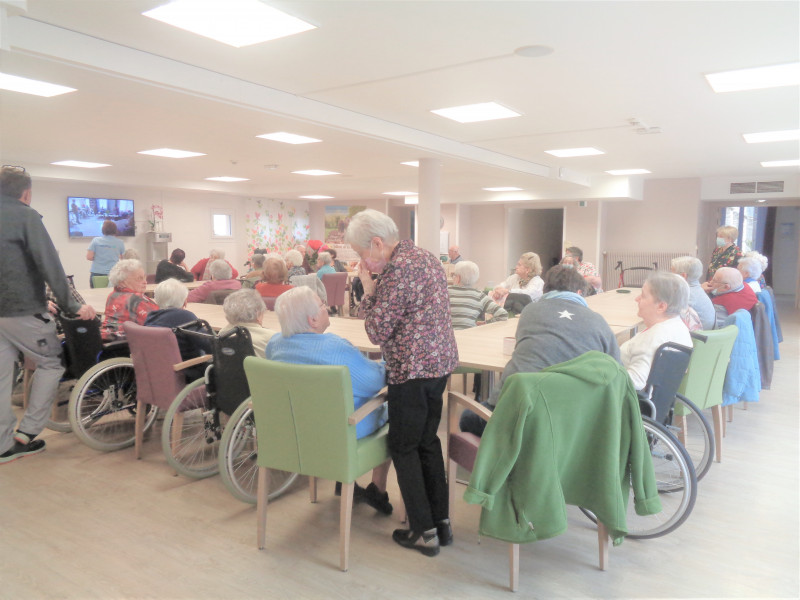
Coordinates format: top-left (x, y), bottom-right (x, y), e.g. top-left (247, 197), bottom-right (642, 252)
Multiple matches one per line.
top-left (383, 191), bottom-right (416, 196)
top-left (483, 187), bottom-right (522, 192)
top-left (431, 102), bottom-right (521, 123)
top-left (545, 147), bottom-right (604, 158)
top-left (51, 160), bottom-right (110, 168)
top-left (138, 148), bottom-right (206, 158)
top-left (205, 176), bottom-right (249, 182)
top-left (292, 169), bottom-right (340, 176)
top-left (605, 169), bottom-right (651, 176)
top-left (705, 62), bottom-right (800, 93)
top-left (0, 72), bottom-right (76, 97)
top-left (143, 0), bottom-right (316, 48)
top-left (761, 159), bottom-right (800, 167)
top-left (743, 129), bottom-right (800, 143)
top-left (401, 161), bottom-right (419, 167)
top-left (300, 195), bottom-right (334, 199)
top-left (257, 132), bottom-right (322, 144)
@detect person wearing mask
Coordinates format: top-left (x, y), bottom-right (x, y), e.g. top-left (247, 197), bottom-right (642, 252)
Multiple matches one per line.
top-left (706, 225), bottom-right (742, 281)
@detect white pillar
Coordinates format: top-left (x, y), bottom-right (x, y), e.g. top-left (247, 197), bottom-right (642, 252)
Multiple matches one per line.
top-left (417, 158), bottom-right (441, 256)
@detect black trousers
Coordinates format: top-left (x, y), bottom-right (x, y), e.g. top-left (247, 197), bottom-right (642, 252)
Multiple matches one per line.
top-left (387, 376), bottom-right (449, 533)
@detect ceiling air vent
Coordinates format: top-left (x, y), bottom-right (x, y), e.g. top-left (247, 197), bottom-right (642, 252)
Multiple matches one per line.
top-left (730, 181), bottom-right (784, 194)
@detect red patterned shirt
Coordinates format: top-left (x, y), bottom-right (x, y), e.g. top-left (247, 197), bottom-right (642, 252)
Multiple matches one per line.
top-left (101, 287), bottom-right (159, 340)
top-left (360, 239), bottom-right (458, 384)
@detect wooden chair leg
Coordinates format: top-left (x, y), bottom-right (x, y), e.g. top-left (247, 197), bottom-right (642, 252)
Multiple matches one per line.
top-left (340, 481), bottom-right (355, 572)
top-left (309, 476), bottom-right (317, 503)
top-left (134, 400), bottom-right (147, 459)
top-left (598, 521), bottom-right (609, 571)
top-left (675, 414), bottom-right (687, 446)
top-left (509, 543), bottom-right (519, 592)
top-left (711, 405), bottom-right (723, 462)
top-left (726, 405), bottom-right (733, 423)
top-left (257, 467), bottom-right (269, 549)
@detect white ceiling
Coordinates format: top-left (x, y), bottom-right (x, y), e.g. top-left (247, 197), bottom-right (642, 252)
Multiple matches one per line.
top-left (1, 0), bottom-right (798, 204)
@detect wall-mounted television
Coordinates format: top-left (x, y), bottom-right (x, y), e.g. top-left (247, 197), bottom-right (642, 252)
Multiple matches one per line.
top-left (67, 196), bottom-right (135, 238)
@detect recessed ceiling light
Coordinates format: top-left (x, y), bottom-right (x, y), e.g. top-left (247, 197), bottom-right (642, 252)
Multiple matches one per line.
top-left (545, 147), bottom-right (604, 158)
top-left (51, 160), bottom-right (110, 169)
top-left (143, 0), bottom-right (316, 48)
top-left (760, 159), bottom-right (800, 167)
top-left (0, 72), bottom-right (76, 97)
top-left (431, 102), bottom-right (521, 123)
top-left (205, 176), bottom-right (249, 182)
top-left (743, 129), bottom-right (800, 143)
top-left (383, 191), bottom-right (417, 196)
top-left (605, 169), bottom-right (651, 176)
top-left (292, 169), bottom-right (340, 176)
top-left (300, 195), bottom-right (334, 199)
top-left (756, 199), bottom-right (767, 203)
top-left (257, 132), bottom-right (322, 144)
top-left (138, 148), bottom-right (206, 158)
top-left (483, 187), bottom-right (522, 192)
top-left (705, 62), bottom-right (800, 93)
top-left (401, 161), bottom-right (419, 167)
top-left (404, 196), bottom-right (419, 205)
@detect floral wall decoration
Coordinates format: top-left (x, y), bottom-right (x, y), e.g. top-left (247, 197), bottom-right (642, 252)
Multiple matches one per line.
top-left (243, 198), bottom-right (310, 257)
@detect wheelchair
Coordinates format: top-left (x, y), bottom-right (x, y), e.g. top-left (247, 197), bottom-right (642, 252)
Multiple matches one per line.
top-left (162, 324), bottom-right (298, 501)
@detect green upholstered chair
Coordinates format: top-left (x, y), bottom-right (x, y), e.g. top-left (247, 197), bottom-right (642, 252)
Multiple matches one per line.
top-left (676, 326), bottom-right (738, 463)
top-left (243, 357), bottom-right (390, 572)
top-left (91, 275), bottom-right (110, 288)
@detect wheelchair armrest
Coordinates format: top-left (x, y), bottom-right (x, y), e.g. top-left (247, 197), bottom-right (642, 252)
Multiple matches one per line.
top-left (348, 391), bottom-right (387, 425)
top-left (100, 340), bottom-right (130, 355)
top-left (173, 355), bottom-right (212, 372)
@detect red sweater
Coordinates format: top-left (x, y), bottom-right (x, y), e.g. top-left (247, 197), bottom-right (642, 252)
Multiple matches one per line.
top-left (711, 285), bottom-right (757, 314)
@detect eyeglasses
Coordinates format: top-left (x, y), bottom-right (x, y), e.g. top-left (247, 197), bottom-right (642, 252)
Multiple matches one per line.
top-left (2, 165), bottom-right (27, 173)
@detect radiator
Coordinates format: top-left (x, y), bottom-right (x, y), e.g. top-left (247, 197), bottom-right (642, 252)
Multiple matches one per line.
top-left (601, 251), bottom-right (690, 288)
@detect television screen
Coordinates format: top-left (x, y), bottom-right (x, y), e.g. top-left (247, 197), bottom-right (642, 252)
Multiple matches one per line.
top-left (68, 197), bottom-right (135, 238)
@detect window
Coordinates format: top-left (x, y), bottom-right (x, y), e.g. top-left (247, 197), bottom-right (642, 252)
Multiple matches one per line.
top-left (212, 212), bottom-right (232, 238)
top-left (721, 206), bottom-right (766, 253)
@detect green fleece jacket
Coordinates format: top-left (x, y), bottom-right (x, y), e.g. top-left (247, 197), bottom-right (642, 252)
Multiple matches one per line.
top-left (463, 351), bottom-right (662, 545)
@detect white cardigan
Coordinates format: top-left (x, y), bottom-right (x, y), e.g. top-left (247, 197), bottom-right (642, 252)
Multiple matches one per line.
top-left (619, 316), bottom-right (692, 391)
top-left (501, 274), bottom-right (544, 302)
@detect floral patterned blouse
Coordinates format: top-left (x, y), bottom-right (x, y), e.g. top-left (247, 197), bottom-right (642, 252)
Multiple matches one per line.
top-left (360, 239), bottom-right (459, 385)
top-left (707, 244), bottom-right (742, 281)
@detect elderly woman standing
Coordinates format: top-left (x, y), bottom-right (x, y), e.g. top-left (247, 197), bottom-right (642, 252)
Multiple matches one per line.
top-left (101, 259), bottom-right (159, 340)
top-left (706, 225), bottom-right (742, 281)
top-left (345, 209), bottom-right (458, 557)
top-left (186, 259), bottom-right (241, 303)
top-left (448, 260), bottom-right (507, 329)
top-left (671, 256), bottom-right (716, 331)
top-left (620, 272), bottom-right (692, 391)
top-left (490, 251), bottom-right (544, 305)
top-left (86, 219), bottom-right (125, 287)
top-left (220, 289), bottom-right (276, 357)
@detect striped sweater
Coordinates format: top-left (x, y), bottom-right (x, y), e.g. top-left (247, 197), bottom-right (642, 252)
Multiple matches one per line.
top-left (448, 285), bottom-right (508, 330)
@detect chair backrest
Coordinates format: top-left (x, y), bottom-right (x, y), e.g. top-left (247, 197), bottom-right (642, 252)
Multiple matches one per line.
top-left (321, 272), bottom-right (348, 306)
top-left (262, 296), bottom-right (277, 311)
top-left (504, 292), bottom-right (531, 314)
top-left (211, 327), bottom-right (255, 415)
top-left (208, 288), bottom-right (237, 305)
top-left (289, 273), bottom-right (328, 304)
top-left (123, 321), bottom-right (186, 409)
top-left (676, 326), bottom-right (738, 410)
top-left (244, 357), bottom-right (358, 481)
top-left (92, 275), bottom-right (110, 288)
top-left (640, 342), bottom-right (692, 423)
top-left (57, 316), bottom-right (105, 380)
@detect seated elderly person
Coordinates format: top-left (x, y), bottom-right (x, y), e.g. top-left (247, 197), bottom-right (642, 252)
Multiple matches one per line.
top-left (737, 256), bottom-right (763, 294)
top-left (743, 251), bottom-right (768, 288)
top-left (190, 249), bottom-right (239, 281)
top-left (101, 259), bottom-right (159, 340)
top-left (561, 254), bottom-right (602, 294)
top-left (448, 260), bottom-right (507, 329)
top-left (243, 253), bottom-right (267, 281)
top-left (490, 251), bottom-right (544, 306)
top-left (704, 266), bottom-right (758, 328)
top-left (144, 278), bottom-right (212, 379)
top-left (564, 246), bottom-right (598, 277)
top-left (284, 249), bottom-right (306, 278)
top-left (619, 272), bottom-right (692, 391)
top-left (460, 265), bottom-right (621, 437)
top-left (327, 248), bottom-right (348, 273)
top-left (186, 259), bottom-right (242, 303)
top-left (255, 257), bottom-right (294, 299)
top-left (219, 289), bottom-right (277, 357)
top-left (315, 251), bottom-right (336, 279)
top-left (266, 286), bottom-right (392, 514)
top-left (670, 256), bottom-right (716, 330)
top-left (155, 248), bottom-right (194, 283)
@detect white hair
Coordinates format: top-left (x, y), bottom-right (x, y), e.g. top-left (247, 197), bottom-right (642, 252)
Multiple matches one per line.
top-left (154, 277), bottom-right (188, 309)
top-left (208, 259), bottom-right (232, 280)
top-left (284, 249), bottom-right (303, 267)
top-left (274, 286), bottom-right (320, 338)
top-left (318, 251), bottom-right (332, 266)
top-left (743, 251), bottom-right (768, 271)
top-left (223, 289), bottom-right (265, 324)
top-left (344, 209), bottom-right (399, 250)
top-left (209, 249), bottom-right (225, 260)
top-left (737, 256), bottom-right (763, 279)
top-left (645, 272), bottom-right (689, 316)
top-left (109, 259), bottom-right (144, 288)
top-left (454, 260), bottom-right (480, 287)
top-left (670, 256), bottom-right (704, 283)
top-left (122, 248), bottom-right (140, 260)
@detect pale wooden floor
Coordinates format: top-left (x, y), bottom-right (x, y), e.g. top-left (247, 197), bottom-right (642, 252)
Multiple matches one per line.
top-left (1, 302), bottom-right (798, 599)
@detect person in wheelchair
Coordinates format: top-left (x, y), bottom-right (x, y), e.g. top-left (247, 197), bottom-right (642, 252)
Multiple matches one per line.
top-left (100, 259), bottom-right (159, 341)
top-left (144, 278), bottom-right (212, 381)
top-left (266, 286), bottom-right (393, 515)
top-left (219, 289), bottom-right (277, 357)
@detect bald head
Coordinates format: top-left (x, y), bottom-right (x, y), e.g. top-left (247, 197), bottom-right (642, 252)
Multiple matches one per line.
top-left (448, 245), bottom-right (460, 261)
top-left (712, 266), bottom-right (743, 294)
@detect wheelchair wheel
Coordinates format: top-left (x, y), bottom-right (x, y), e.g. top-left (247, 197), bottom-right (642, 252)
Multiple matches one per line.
top-left (161, 378), bottom-right (225, 479)
top-left (68, 357), bottom-right (157, 452)
top-left (218, 401), bottom-right (298, 504)
top-left (671, 395), bottom-right (714, 481)
top-left (581, 417), bottom-right (697, 539)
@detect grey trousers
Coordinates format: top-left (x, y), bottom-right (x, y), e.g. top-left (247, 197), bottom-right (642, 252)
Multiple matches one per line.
top-left (0, 313), bottom-right (64, 454)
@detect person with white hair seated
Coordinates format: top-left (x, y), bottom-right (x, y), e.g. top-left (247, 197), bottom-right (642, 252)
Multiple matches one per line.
top-left (743, 251), bottom-right (768, 288)
top-left (220, 289), bottom-right (276, 357)
top-left (448, 260), bottom-right (507, 330)
top-left (266, 286), bottom-right (392, 515)
top-left (737, 256), bottom-right (764, 294)
top-left (284, 249), bottom-right (306, 279)
top-left (619, 272), bottom-right (692, 391)
top-left (706, 266), bottom-right (757, 317)
top-left (190, 249), bottom-right (239, 281)
top-left (186, 259), bottom-right (242, 303)
top-left (671, 256), bottom-right (716, 330)
top-left (101, 259), bottom-right (159, 340)
top-left (315, 251), bottom-right (336, 279)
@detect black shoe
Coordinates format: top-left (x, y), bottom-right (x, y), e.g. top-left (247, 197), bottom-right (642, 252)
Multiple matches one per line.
top-left (392, 528), bottom-right (440, 556)
top-left (361, 482), bottom-right (393, 515)
top-left (0, 439), bottom-right (45, 465)
top-left (436, 518), bottom-right (453, 546)
top-left (335, 481), bottom-right (367, 498)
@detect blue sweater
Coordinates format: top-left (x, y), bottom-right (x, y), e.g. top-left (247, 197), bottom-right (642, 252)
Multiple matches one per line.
top-left (266, 332), bottom-right (388, 438)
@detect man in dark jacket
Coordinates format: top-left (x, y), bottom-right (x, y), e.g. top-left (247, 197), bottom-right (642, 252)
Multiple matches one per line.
top-left (1, 166), bottom-right (96, 464)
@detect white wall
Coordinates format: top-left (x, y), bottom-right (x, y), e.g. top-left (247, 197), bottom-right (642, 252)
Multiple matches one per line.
top-left (564, 201), bottom-right (601, 267)
top-left (773, 206), bottom-right (800, 297)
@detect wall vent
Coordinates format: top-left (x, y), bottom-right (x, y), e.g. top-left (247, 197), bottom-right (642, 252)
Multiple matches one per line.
top-left (756, 181), bottom-right (784, 193)
top-left (730, 180), bottom-right (784, 194)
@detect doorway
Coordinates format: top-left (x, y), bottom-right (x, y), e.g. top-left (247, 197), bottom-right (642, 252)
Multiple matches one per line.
top-left (506, 208), bottom-right (564, 276)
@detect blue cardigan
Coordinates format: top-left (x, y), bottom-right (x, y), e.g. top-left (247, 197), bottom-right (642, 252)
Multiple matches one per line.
top-left (722, 310), bottom-right (760, 405)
